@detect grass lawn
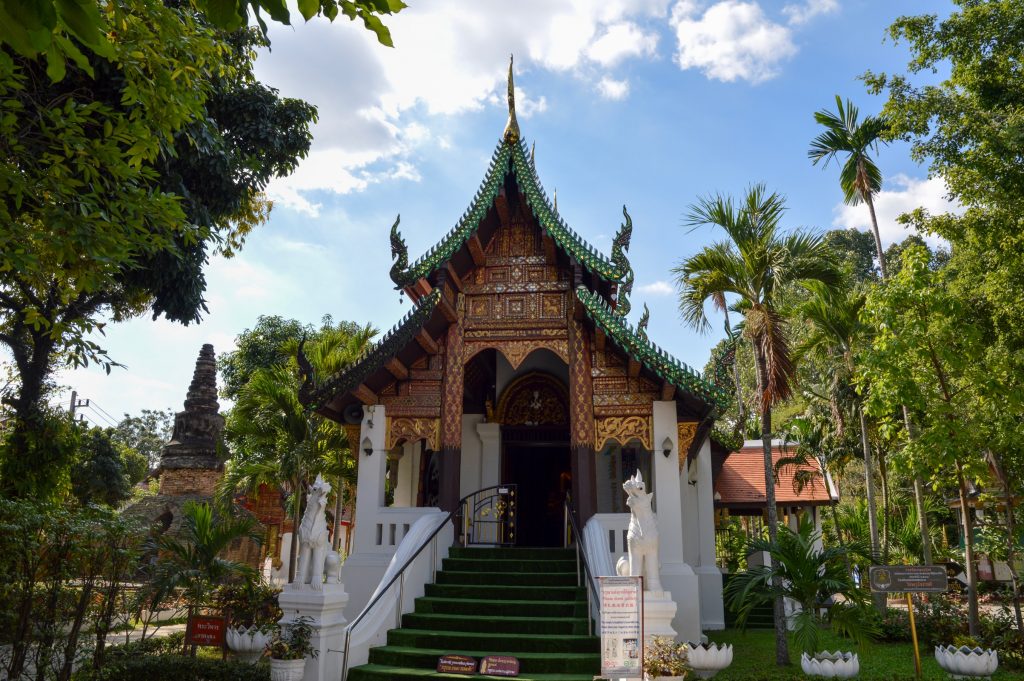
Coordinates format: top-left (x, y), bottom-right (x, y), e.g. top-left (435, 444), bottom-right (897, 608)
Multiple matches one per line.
top-left (707, 628), bottom-right (1015, 680)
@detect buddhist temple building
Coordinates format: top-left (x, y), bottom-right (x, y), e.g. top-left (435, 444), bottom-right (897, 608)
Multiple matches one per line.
top-left (300, 61), bottom-right (731, 640)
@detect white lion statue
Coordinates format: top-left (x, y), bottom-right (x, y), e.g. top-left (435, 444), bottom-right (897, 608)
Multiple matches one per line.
top-left (615, 469), bottom-right (662, 592)
top-left (294, 474), bottom-right (331, 591)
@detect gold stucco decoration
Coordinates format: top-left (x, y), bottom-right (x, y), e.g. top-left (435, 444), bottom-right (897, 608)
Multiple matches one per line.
top-left (677, 421), bottom-right (699, 472)
top-left (594, 415), bottom-right (652, 451)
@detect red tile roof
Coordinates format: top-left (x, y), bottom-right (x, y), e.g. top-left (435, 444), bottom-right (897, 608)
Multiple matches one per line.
top-left (715, 442), bottom-right (834, 507)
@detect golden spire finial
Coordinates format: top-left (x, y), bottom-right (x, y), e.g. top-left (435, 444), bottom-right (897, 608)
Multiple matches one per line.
top-left (503, 54), bottom-right (520, 143)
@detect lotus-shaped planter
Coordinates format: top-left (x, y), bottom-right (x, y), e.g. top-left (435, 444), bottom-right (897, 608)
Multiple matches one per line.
top-left (934, 645), bottom-right (998, 679)
top-left (800, 651), bottom-right (859, 678)
top-left (686, 642), bottom-right (733, 679)
top-left (225, 625), bottom-right (271, 663)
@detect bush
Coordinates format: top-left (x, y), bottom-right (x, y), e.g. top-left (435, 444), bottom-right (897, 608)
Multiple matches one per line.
top-left (978, 607), bottom-right (1024, 670)
top-left (868, 607), bottom-right (911, 643)
top-left (104, 632), bottom-right (186, 659)
top-left (911, 594), bottom-right (966, 647)
top-left (73, 655), bottom-right (269, 681)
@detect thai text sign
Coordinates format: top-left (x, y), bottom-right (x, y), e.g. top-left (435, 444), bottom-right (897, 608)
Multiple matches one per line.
top-left (869, 565), bottom-right (948, 593)
top-left (186, 615), bottom-right (226, 647)
top-left (479, 655), bottom-right (519, 676)
top-left (600, 575), bottom-right (644, 679)
top-left (436, 655), bottom-right (477, 674)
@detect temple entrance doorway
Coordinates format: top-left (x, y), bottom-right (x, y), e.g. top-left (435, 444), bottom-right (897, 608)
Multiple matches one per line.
top-left (495, 371), bottom-right (571, 547)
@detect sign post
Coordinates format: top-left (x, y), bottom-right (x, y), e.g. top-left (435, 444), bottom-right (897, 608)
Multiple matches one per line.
top-left (869, 565), bottom-right (948, 679)
top-left (599, 576), bottom-right (644, 680)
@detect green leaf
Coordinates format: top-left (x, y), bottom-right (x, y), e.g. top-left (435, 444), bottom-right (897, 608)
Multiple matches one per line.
top-left (45, 40), bottom-right (67, 82)
top-left (297, 0), bottom-right (319, 21)
top-left (53, 33), bottom-right (94, 78)
top-left (199, 0), bottom-right (245, 31)
top-left (258, 0), bottom-right (291, 24)
top-left (358, 11), bottom-right (393, 47)
top-left (54, 0), bottom-right (112, 57)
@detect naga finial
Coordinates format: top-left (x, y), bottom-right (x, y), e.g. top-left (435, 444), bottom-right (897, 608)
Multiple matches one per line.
top-left (388, 214), bottom-right (409, 288)
top-left (553, 188), bottom-right (558, 213)
top-left (503, 54), bottom-right (520, 143)
top-left (530, 140), bottom-right (536, 166)
top-left (612, 205), bottom-right (635, 316)
top-left (637, 303), bottom-right (650, 341)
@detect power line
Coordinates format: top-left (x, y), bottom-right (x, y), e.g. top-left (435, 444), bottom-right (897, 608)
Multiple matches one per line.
top-left (88, 400), bottom-right (120, 425)
top-left (84, 405), bottom-right (117, 428)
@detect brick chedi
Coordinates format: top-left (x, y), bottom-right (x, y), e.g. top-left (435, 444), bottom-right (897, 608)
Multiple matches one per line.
top-left (158, 343), bottom-right (224, 495)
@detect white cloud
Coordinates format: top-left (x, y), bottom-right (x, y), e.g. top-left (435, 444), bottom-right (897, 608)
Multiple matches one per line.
top-left (597, 77), bottom-right (630, 100)
top-left (669, 1), bottom-right (798, 83)
top-left (255, 1), bottom-right (670, 213)
top-left (587, 22), bottom-right (659, 67)
top-left (782, 0), bottom-right (839, 26)
top-left (638, 280), bottom-right (675, 296)
top-left (832, 175), bottom-right (962, 247)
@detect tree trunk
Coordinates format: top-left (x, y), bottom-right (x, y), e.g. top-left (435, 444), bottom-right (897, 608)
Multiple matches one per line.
top-left (955, 460), bottom-right (980, 636)
top-left (986, 449), bottom-right (1023, 631)
top-left (288, 477), bottom-right (302, 583)
top-left (753, 343), bottom-right (789, 666)
top-left (902, 407), bottom-right (933, 565)
top-left (333, 472), bottom-right (343, 552)
top-left (864, 190), bottom-right (888, 280)
top-left (878, 452), bottom-right (891, 564)
top-left (858, 407), bottom-right (881, 558)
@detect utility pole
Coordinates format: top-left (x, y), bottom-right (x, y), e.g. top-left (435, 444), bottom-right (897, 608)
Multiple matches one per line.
top-left (68, 391), bottom-right (89, 421)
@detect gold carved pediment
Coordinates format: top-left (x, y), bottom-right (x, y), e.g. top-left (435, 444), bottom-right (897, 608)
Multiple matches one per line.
top-left (386, 417), bottom-right (440, 451)
top-left (677, 421), bottom-right (699, 472)
top-left (594, 415), bottom-right (652, 451)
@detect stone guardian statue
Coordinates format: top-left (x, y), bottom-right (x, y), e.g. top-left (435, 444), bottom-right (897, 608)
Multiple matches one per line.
top-left (616, 469), bottom-right (663, 592)
top-left (294, 475), bottom-right (331, 591)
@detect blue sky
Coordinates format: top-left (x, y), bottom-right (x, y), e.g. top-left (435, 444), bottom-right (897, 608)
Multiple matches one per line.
top-left (54, 0), bottom-right (960, 426)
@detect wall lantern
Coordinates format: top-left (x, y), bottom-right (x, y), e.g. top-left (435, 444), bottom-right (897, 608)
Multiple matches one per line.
top-left (362, 437), bottom-right (373, 457)
top-left (662, 436), bottom-right (673, 459)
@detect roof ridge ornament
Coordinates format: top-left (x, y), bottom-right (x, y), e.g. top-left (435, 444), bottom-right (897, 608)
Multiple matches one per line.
top-left (637, 303), bottom-right (650, 341)
top-left (612, 205), bottom-right (635, 316)
top-left (388, 214), bottom-right (409, 288)
top-left (503, 54), bottom-right (520, 143)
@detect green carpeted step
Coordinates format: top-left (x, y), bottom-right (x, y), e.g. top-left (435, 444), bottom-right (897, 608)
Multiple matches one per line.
top-left (402, 612), bottom-right (589, 635)
top-left (435, 570), bottom-right (577, 587)
top-left (413, 596), bottom-right (586, 618)
top-left (448, 547), bottom-right (576, 560)
top-left (348, 663), bottom-right (594, 681)
top-left (368, 646), bottom-right (598, 674)
top-left (425, 583), bottom-right (585, 601)
top-left (387, 628), bottom-right (599, 654)
top-left (440, 557), bottom-right (579, 573)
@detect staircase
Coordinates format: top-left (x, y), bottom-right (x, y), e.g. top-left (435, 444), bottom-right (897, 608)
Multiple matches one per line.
top-left (347, 546), bottom-right (601, 680)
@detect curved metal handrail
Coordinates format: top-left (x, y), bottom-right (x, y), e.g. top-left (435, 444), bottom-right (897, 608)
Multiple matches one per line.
top-left (340, 486), bottom-right (515, 679)
top-left (563, 494), bottom-right (599, 636)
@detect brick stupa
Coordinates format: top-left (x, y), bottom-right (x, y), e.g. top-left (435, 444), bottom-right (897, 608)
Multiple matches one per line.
top-left (158, 343), bottom-right (225, 495)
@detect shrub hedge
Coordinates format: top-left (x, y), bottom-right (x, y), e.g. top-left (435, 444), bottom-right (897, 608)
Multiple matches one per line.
top-left (73, 655), bottom-right (269, 681)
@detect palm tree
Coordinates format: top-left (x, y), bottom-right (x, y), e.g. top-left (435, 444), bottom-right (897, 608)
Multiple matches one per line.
top-left (220, 324), bottom-right (374, 580)
top-left (674, 184), bottom-right (840, 666)
top-left (810, 98), bottom-right (935, 566)
top-left (797, 286), bottom-right (882, 566)
top-left (724, 518), bottom-right (874, 656)
top-left (808, 96), bottom-right (888, 278)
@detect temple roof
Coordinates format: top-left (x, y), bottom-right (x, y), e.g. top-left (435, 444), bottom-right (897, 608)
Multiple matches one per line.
top-left (575, 287), bottom-right (730, 411)
top-left (714, 441), bottom-right (838, 508)
top-left (390, 137), bottom-right (631, 290)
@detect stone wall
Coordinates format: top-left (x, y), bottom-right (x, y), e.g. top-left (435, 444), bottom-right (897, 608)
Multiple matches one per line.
top-left (158, 467), bottom-right (221, 497)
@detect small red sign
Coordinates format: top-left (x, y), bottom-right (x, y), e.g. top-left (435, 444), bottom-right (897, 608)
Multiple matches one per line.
top-left (479, 655), bottom-right (520, 676)
top-left (436, 654), bottom-right (477, 674)
top-left (187, 615), bottom-right (226, 647)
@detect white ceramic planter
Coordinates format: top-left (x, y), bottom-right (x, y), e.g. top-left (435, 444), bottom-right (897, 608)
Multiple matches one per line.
top-left (687, 642), bottom-right (733, 679)
top-left (269, 658), bottom-right (306, 681)
top-left (934, 645), bottom-right (998, 679)
top-left (800, 651), bottom-right (859, 678)
top-left (225, 625), bottom-right (271, 663)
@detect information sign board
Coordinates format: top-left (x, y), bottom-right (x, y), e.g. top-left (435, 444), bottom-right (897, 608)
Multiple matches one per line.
top-left (599, 575), bottom-right (644, 679)
top-left (479, 655), bottom-right (519, 676)
top-left (436, 655), bottom-right (477, 674)
top-left (869, 565), bottom-right (948, 593)
top-left (186, 615), bottom-right (226, 647)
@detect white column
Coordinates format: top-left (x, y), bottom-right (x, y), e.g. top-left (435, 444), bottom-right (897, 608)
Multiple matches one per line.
top-left (339, 404), bottom-right (390, 621)
top-left (460, 414), bottom-right (484, 497)
top-left (477, 422), bottom-right (501, 489)
top-left (394, 441), bottom-right (415, 507)
top-left (652, 401), bottom-right (700, 643)
top-left (694, 435), bottom-right (725, 630)
top-left (278, 584), bottom-right (348, 681)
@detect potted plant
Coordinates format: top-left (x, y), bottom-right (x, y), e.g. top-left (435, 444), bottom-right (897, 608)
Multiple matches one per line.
top-left (644, 636), bottom-right (689, 680)
top-left (267, 617), bottom-right (317, 681)
top-left (724, 518), bottom-right (874, 678)
top-left (218, 581), bottom-right (282, 663)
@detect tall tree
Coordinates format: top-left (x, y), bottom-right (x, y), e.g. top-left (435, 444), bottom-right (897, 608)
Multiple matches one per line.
top-left (0, 1), bottom-right (317, 495)
top-left (808, 96), bottom-right (889, 278)
top-left (674, 185), bottom-right (840, 666)
top-left (111, 409), bottom-right (174, 470)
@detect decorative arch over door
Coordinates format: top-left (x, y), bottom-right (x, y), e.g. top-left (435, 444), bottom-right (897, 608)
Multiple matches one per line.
top-left (463, 340), bottom-right (570, 371)
top-left (495, 371), bottom-right (569, 426)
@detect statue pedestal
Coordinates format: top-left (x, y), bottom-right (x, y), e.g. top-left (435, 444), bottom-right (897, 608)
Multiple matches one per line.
top-left (643, 590), bottom-right (678, 639)
top-left (278, 583), bottom-right (349, 681)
